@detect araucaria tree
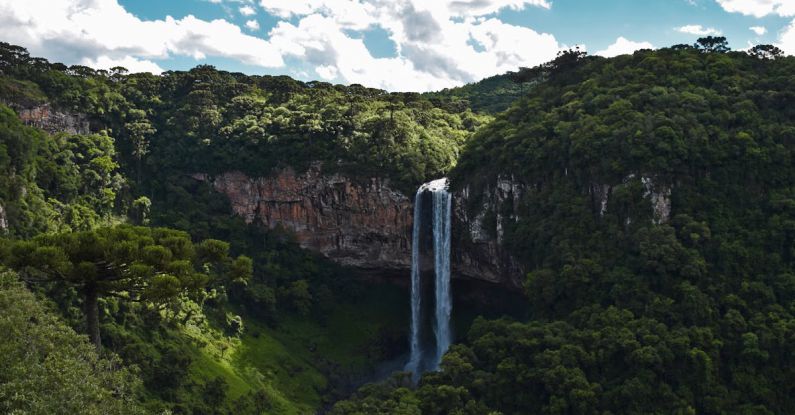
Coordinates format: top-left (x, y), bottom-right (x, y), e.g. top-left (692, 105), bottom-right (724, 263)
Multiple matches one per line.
top-left (3, 224), bottom-right (252, 349)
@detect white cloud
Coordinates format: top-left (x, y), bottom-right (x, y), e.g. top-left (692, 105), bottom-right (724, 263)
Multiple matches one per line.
top-left (0, 0), bottom-right (564, 91)
top-left (779, 19), bottom-right (795, 55)
top-left (239, 5), bottom-right (256, 16)
top-left (245, 19), bottom-right (260, 30)
top-left (750, 25), bottom-right (767, 35)
top-left (266, 7), bottom-right (563, 91)
top-left (260, 0), bottom-right (550, 20)
top-left (595, 37), bottom-right (654, 58)
top-left (83, 55), bottom-right (164, 74)
top-left (0, 0), bottom-right (283, 72)
top-left (676, 24), bottom-right (722, 36)
top-left (315, 64), bottom-right (339, 80)
top-left (715, 0), bottom-right (795, 17)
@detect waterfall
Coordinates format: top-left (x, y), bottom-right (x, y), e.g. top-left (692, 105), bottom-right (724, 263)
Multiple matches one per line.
top-left (431, 184), bottom-right (452, 368)
top-left (406, 178), bottom-right (452, 377)
top-left (404, 186), bottom-right (424, 375)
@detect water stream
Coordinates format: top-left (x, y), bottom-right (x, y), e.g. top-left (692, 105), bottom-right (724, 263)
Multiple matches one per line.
top-left (405, 178), bottom-right (452, 377)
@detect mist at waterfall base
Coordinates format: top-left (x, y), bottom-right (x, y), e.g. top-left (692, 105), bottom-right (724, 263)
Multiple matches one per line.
top-left (405, 178), bottom-right (452, 378)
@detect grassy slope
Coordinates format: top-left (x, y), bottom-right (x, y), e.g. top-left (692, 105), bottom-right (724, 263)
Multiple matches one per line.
top-left (180, 283), bottom-right (408, 413)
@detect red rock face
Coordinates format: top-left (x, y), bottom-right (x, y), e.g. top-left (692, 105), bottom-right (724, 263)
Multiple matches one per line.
top-left (201, 165), bottom-right (527, 289)
top-left (209, 165), bottom-right (414, 270)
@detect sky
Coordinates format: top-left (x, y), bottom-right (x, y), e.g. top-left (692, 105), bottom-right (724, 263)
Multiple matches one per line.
top-left (0, 0), bottom-right (794, 92)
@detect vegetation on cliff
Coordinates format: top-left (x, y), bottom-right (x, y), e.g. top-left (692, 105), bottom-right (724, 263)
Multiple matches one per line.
top-left (335, 38), bottom-right (795, 414)
top-left (0, 41), bottom-right (419, 412)
top-left (2, 37), bottom-right (795, 414)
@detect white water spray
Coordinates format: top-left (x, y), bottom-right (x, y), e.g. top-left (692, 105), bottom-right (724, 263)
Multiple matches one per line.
top-left (405, 178), bottom-right (453, 377)
top-left (431, 184), bottom-right (452, 368)
top-left (404, 186), bottom-right (424, 375)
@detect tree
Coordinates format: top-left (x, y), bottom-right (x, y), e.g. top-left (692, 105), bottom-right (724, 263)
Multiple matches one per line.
top-left (130, 196), bottom-right (151, 225)
top-left (124, 108), bottom-right (156, 183)
top-left (748, 44), bottom-right (784, 60)
top-left (695, 36), bottom-right (730, 53)
top-left (3, 225), bottom-right (251, 349)
top-left (0, 269), bottom-right (144, 414)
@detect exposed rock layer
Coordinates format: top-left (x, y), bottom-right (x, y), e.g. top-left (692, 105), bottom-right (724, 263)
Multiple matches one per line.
top-left (199, 165), bottom-right (527, 289)
top-left (16, 104), bottom-right (90, 135)
top-left (0, 204), bottom-right (7, 233)
top-left (202, 165), bottom-right (414, 270)
top-left (2, 100), bottom-right (90, 135)
top-left (452, 177), bottom-right (526, 288)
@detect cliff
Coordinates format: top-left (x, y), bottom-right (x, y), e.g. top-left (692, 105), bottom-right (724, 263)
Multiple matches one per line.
top-left (197, 165), bottom-right (528, 288)
top-left (198, 165), bottom-right (675, 290)
top-left (16, 103), bottom-right (90, 135)
top-left (0, 204), bottom-right (7, 233)
top-left (197, 165), bottom-right (414, 271)
top-left (452, 176), bottom-right (527, 288)
top-left (1, 100), bottom-right (90, 135)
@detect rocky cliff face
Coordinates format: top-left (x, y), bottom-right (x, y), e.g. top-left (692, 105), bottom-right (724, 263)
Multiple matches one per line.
top-left (17, 103), bottom-right (90, 135)
top-left (201, 165), bottom-right (673, 290)
top-left (590, 175), bottom-right (672, 224)
top-left (451, 176), bottom-right (527, 289)
top-left (199, 165), bottom-right (528, 289)
top-left (0, 204), bottom-right (8, 233)
top-left (2, 100), bottom-right (90, 135)
top-left (198, 164), bottom-right (414, 271)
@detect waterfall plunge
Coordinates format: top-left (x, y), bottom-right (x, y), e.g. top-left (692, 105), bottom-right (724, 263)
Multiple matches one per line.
top-left (405, 178), bottom-right (452, 377)
top-left (404, 185), bottom-right (424, 375)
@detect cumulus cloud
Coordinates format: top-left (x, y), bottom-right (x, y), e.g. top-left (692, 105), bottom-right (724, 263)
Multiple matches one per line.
top-left (260, 0), bottom-right (550, 20)
top-left (716, 1), bottom-right (795, 55)
top-left (239, 5), bottom-right (256, 16)
top-left (245, 19), bottom-right (260, 30)
top-left (715, 0), bottom-right (795, 17)
top-left (0, 0), bottom-right (283, 72)
top-left (262, 0), bottom-right (563, 91)
top-left (595, 37), bottom-right (654, 57)
top-left (676, 24), bottom-right (722, 36)
top-left (750, 25), bottom-right (767, 35)
top-left (779, 20), bottom-right (795, 55)
top-left (83, 55), bottom-right (164, 74)
top-left (0, 0), bottom-right (564, 91)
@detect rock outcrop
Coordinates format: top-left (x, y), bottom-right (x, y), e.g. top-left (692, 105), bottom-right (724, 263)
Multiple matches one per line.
top-left (1, 99), bottom-right (90, 135)
top-left (452, 177), bottom-right (526, 289)
top-left (16, 103), bottom-right (90, 135)
top-left (589, 175), bottom-right (672, 224)
top-left (199, 164), bottom-right (414, 271)
top-left (201, 165), bottom-right (675, 290)
top-left (0, 204), bottom-right (7, 233)
top-left (198, 165), bottom-right (528, 289)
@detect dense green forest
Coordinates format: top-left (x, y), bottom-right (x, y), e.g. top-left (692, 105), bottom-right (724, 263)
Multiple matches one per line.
top-left (335, 39), bottom-right (795, 414)
top-left (0, 40), bottom-right (494, 413)
top-left (1, 36), bottom-right (795, 414)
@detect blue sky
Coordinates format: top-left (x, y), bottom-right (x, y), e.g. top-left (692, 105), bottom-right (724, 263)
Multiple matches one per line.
top-left (0, 0), bottom-right (793, 91)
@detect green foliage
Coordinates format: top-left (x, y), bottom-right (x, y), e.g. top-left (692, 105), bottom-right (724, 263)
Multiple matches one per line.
top-left (341, 46), bottom-right (795, 414)
top-left (5, 39), bottom-right (795, 414)
top-left (0, 104), bottom-right (123, 236)
top-left (424, 73), bottom-right (536, 114)
top-left (0, 269), bottom-right (144, 414)
top-left (3, 224), bottom-right (252, 348)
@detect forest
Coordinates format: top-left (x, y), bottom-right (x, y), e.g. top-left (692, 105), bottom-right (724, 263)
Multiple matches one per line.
top-left (0, 35), bottom-right (794, 414)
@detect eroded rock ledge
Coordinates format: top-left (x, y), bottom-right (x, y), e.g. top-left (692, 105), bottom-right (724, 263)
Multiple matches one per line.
top-left (195, 164), bottom-right (414, 271)
top-left (2, 100), bottom-right (90, 135)
top-left (195, 165), bottom-right (528, 289)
